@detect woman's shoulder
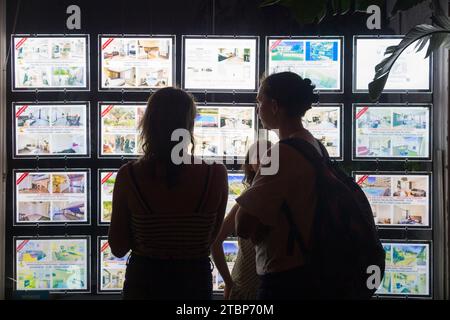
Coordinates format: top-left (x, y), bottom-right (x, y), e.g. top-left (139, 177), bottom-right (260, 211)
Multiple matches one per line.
top-left (207, 161), bottom-right (227, 180)
top-left (185, 161), bottom-right (227, 189)
top-left (117, 160), bottom-right (135, 173)
top-left (186, 157), bottom-right (227, 173)
top-left (116, 160), bottom-right (142, 183)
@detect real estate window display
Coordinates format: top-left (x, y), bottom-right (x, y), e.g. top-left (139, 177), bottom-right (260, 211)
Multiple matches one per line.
top-left (2, 2), bottom-right (443, 300)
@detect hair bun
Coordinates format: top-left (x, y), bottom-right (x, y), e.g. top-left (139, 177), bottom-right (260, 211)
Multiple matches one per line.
top-left (310, 92), bottom-right (320, 104)
top-left (303, 78), bottom-right (312, 86)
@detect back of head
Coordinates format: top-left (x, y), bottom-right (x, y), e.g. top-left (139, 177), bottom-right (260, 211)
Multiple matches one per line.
top-left (261, 72), bottom-right (319, 118)
top-left (139, 87), bottom-right (196, 187)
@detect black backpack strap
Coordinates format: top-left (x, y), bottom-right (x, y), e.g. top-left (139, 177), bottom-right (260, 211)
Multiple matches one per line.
top-left (280, 137), bottom-right (327, 166)
top-left (281, 200), bottom-right (309, 258)
top-left (279, 138), bottom-right (327, 260)
top-left (317, 140), bottom-right (331, 161)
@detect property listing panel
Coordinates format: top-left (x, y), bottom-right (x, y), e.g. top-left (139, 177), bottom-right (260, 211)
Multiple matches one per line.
top-left (12, 35), bottom-right (89, 90)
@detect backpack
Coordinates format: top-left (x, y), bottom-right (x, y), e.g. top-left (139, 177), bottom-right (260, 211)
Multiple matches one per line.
top-left (279, 137), bottom-right (385, 299)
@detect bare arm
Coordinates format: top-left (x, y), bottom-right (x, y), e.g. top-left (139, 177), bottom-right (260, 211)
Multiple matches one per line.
top-left (211, 204), bottom-right (238, 291)
top-left (209, 164), bottom-right (229, 244)
top-left (108, 166), bottom-right (132, 258)
top-left (236, 206), bottom-right (269, 244)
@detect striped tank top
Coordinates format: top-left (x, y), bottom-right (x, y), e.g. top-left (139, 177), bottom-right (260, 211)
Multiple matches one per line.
top-left (127, 163), bottom-right (218, 259)
top-left (230, 237), bottom-right (260, 300)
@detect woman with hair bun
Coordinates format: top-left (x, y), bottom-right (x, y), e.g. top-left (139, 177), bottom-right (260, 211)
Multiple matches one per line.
top-left (235, 72), bottom-right (324, 300)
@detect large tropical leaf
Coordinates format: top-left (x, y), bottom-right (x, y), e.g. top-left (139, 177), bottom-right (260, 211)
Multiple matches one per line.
top-left (369, 0), bottom-right (450, 101)
top-left (432, 0), bottom-right (450, 29)
top-left (391, 0), bottom-right (428, 16)
top-left (260, 0), bottom-right (283, 7)
top-left (331, 0), bottom-right (352, 15)
top-left (369, 23), bottom-right (450, 101)
top-left (260, 0), bottom-right (430, 24)
top-left (261, 0), bottom-right (328, 24)
top-left (354, 0), bottom-right (385, 12)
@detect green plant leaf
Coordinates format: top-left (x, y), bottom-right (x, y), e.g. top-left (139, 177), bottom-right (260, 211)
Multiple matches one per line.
top-left (431, 0), bottom-right (450, 29)
top-left (426, 32), bottom-right (450, 57)
top-left (368, 73), bottom-right (389, 101)
top-left (391, 0), bottom-right (428, 16)
top-left (260, 0), bottom-right (328, 24)
top-left (414, 35), bottom-right (430, 52)
top-left (332, 0), bottom-right (352, 15)
top-left (375, 24), bottom-right (442, 76)
top-left (287, 0), bottom-right (328, 24)
top-left (260, 0), bottom-right (283, 7)
top-left (369, 23), bottom-right (450, 101)
top-left (354, 0), bottom-right (384, 12)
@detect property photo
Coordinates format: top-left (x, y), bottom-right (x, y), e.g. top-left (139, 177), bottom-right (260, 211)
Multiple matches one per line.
top-left (220, 108), bottom-right (253, 129)
top-left (359, 176), bottom-right (392, 197)
top-left (392, 135), bottom-right (427, 157)
top-left (195, 108), bottom-right (219, 128)
top-left (17, 173), bottom-right (51, 194)
top-left (103, 66), bottom-right (136, 87)
top-left (357, 108), bottom-right (392, 129)
top-left (51, 201), bottom-right (86, 221)
top-left (306, 41), bottom-right (338, 61)
top-left (356, 136), bottom-right (391, 157)
top-left (103, 106), bottom-right (137, 129)
top-left (372, 204), bottom-right (393, 225)
top-left (103, 134), bottom-right (137, 154)
top-left (217, 47), bottom-right (250, 63)
top-left (16, 106), bottom-right (50, 127)
top-left (303, 108), bottom-right (339, 130)
top-left (16, 66), bottom-right (51, 87)
top-left (18, 201), bottom-right (51, 222)
top-left (393, 109), bottom-right (429, 129)
top-left (393, 176), bottom-right (428, 198)
top-left (136, 67), bottom-right (168, 87)
top-left (52, 173), bottom-right (86, 194)
top-left (51, 66), bottom-right (85, 87)
top-left (270, 40), bottom-right (305, 61)
top-left (17, 134), bottom-right (51, 154)
top-left (51, 134), bottom-right (85, 154)
top-left (102, 201), bottom-right (112, 222)
top-left (193, 134), bottom-right (220, 157)
top-left (51, 106), bottom-right (84, 127)
top-left (393, 204), bottom-right (428, 225)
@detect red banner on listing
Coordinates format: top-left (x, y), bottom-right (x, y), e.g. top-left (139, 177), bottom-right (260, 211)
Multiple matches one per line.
top-left (355, 106), bottom-right (369, 120)
top-left (16, 240), bottom-right (29, 252)
top-left (270, 39), bottom-right (282, 51)
top-left (101, 172), bottom-right (114, 185)
top-left (101, 105), bottom-right (114, 117)
top-left (15, 105), bottom-right (29, 118)
top-left (102, 38), bottom-right (114, 50)
top-left (16, 173), bottom-right (29, 186)
top-left (356, 175), bottom-right (369, 185)
top-left (15, 37), bottom-right (28, 50)
top-left (101, 241), bottom-right (110, 252)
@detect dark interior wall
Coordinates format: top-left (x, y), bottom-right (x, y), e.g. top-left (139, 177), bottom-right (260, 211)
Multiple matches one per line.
top-left (4, 0), bottom-right (437, 298)
top-left (0, 0), bottom-right (6, 301)
top-left (6, 0), bottom-right (376, 36)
